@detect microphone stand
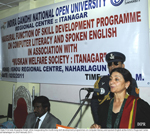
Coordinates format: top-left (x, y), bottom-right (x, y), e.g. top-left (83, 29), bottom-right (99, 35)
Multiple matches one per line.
top-left (67, 90), bottom-right (91, 127)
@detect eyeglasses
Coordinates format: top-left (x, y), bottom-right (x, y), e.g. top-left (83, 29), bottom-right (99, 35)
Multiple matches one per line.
top-left (108, 61), bottom-right (119, 67)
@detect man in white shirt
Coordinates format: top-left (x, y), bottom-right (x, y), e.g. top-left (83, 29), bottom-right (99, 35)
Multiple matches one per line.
top-left (23, 96), bottom-right (61, 128)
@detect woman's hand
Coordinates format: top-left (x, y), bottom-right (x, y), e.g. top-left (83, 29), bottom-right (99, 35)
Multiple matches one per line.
top-left (90, 124), bottom-right (101, 129)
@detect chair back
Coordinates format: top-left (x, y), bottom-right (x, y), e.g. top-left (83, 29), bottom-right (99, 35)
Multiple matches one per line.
top-left (7, 104), bottom-right (12, 121)
top-left (13, 86), bottom-right (33, 128)
top-left (14, 98), bottom-right (28, 128)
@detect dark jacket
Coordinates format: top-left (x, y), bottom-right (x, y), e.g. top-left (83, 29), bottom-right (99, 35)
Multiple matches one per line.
top-left (97, 97), bottom-right (150, 128)
top-left (23, 112), bottom-right (61, 128)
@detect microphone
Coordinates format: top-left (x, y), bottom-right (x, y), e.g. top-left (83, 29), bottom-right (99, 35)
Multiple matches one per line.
top-left (81, 88), bottom-right (105, 95)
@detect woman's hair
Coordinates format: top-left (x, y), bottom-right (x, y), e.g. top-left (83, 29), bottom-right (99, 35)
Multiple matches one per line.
top-left (32, 96), bottom-right (50, 112)
top-left (110, 68), bottom-right (132, 94)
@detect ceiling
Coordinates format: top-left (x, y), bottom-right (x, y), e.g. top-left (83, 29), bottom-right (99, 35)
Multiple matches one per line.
top-left (0, 0), bottom-right (27, 11)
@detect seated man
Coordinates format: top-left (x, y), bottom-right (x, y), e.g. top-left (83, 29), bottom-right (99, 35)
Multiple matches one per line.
top-left (91, 52), bottom-right (139, 124)
top-left (23, 96), bottom-right (61, 128)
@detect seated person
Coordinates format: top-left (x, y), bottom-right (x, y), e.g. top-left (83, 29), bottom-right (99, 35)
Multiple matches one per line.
top-left (23, 96), bottom-right (61, 128)
top-left (91, 68), bottom-right (150, 128)
top-left (91, 52), bottom-right (139, 124)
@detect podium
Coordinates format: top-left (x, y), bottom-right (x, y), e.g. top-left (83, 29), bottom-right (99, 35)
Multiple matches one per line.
top-left (56, 124), bottom-right (74, 129)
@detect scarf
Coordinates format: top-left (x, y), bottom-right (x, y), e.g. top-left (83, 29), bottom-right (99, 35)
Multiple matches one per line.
top-left (106, 94), bottom-right (138, 128)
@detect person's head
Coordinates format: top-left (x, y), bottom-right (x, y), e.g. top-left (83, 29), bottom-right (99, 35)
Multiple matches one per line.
top-left (105, 52), bottom-right (126, 73)
top-left (109, 68), bottom-right (132, 95)
top-left (32, 96), bottom-right (50, 117)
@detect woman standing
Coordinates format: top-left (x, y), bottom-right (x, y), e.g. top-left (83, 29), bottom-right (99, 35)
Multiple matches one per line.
top-left (91, 68), bottom-right (150, 128)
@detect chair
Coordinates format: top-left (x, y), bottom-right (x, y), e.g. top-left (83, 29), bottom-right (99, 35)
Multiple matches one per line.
top-left (7, 104), bottom-right (12, 121)
top-left (12, 85), bottom-right (34, 128)
top-left (0, 103), bottom-right (12, 121)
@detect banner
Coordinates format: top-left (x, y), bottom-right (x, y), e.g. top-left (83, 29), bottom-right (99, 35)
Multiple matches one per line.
top-left (0, 0), bottom-right (150, 86)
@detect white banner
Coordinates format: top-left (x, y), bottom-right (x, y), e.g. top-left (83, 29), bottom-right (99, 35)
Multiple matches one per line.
top-left (0, 0), bottom-right (150, 86)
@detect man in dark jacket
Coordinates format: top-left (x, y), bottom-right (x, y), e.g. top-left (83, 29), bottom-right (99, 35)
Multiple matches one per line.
top-left (23, 96), bottom-right (61, 128)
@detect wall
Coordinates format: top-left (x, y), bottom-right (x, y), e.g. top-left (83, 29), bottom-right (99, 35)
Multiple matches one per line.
top-left (0, 0), bottom-right (150, 128)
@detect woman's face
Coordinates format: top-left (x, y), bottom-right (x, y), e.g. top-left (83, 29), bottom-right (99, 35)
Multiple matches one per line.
top-left (109, 71), bottom-right (129, 94)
